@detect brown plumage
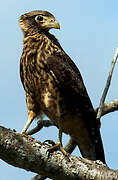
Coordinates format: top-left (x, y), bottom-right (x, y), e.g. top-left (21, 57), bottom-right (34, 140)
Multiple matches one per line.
top-left (19, 10), bottom-right (105, 163)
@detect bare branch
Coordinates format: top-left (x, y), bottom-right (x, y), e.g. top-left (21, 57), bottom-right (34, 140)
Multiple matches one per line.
top-left (0, 125), bottom-right (118, 180)
top-left (27, 120), bottom-right (54, 135)
top-left (97, 47), bottom-right (118, 119)
top-left (96, 99), bottom-right (118, 116)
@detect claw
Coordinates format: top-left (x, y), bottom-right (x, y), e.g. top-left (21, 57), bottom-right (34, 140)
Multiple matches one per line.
top-left (48, 142), bottom-right (67, 156)
top-left (46, 127), bottom-right (67, 156)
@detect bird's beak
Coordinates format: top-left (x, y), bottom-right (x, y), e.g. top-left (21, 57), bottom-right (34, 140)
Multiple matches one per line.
top-left (53, 20), bottom-right (60, 29)
top-left (47, 20), bottom-right (60, 30)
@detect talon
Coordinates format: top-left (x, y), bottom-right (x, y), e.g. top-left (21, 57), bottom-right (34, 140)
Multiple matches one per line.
top-left (48, 142), bottom-right (67, 156)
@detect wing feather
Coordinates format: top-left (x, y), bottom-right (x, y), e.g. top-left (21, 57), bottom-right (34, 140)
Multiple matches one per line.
top-left (46, 52), bottom-right (97, 122)
top-left (46, 52), bottom-right (105, 163)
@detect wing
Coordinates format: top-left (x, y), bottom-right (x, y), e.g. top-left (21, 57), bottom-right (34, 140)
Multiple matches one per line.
top-left (45, 50), bottom-right (105, 163)
top-left (46, 51), bottom-right (97, 126)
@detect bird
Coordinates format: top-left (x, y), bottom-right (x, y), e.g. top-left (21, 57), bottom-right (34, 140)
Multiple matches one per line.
top-left (19, 10), bottom-right (106, 163)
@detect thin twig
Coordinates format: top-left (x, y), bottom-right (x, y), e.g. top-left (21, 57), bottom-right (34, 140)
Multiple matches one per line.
top-left (26, 120), bottom-right (54, 135)
top-left (97, 47), bottom-right (118, 119)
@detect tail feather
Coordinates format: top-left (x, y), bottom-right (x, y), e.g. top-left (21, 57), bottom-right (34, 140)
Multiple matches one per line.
top-left (77, 129), bottom-right (106, 164)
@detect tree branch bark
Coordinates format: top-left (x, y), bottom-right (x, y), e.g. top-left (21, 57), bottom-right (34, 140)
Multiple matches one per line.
top-left (0, 126), bottom-right (118, 180)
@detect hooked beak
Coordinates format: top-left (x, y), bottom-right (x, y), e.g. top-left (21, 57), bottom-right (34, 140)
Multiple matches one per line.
top-left (52, 20), bottom-right (60, 29)
top-left (45, 20), bottom-right (60, 30)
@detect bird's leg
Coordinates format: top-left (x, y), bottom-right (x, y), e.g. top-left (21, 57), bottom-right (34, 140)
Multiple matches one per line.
top-left (21, 117), bottom-right (33, 134)
top-left (58, 126), bottom-right (62, 145)
top-left (48, 127), bottom-right (67, 156)
top-left (57, 127), bottom-right (67, 155)
top-left (21, 111), bottom-right (35, 134)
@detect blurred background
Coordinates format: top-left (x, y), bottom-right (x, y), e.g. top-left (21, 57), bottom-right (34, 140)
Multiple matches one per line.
top-left (0, 0), bottom-right (118, 179)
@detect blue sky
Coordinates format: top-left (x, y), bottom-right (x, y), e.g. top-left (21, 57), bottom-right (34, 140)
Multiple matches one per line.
top-left (0, 1), bottom-right (118, 179)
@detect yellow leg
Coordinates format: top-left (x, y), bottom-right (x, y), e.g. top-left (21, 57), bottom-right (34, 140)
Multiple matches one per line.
top-left (21, 111), bottom-right (35, 134)
top-left (48, 127), bottom-right (67, 156)
top-left (21, 117), bottom-right (33, 134)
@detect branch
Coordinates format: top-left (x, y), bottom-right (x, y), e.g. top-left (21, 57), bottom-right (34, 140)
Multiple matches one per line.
top-left (27, 120), bottom-right (55, 135)
top-left (96, 99), bottom-right (118, 116)
top-left (97, 47), bottom-right (118, 119)
top-left (0, 126), bottom-right (118, 180)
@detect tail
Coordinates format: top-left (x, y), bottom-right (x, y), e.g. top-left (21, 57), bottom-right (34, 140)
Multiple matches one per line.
top-left (77, 128), bottom-right (106, 164)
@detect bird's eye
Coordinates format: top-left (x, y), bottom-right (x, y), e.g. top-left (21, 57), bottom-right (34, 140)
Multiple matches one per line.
top-left (35, 15), bottom-right (43, 22)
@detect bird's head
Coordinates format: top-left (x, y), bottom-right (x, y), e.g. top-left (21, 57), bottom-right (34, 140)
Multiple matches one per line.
top-left (19, 10), bottom-right (60, 34)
